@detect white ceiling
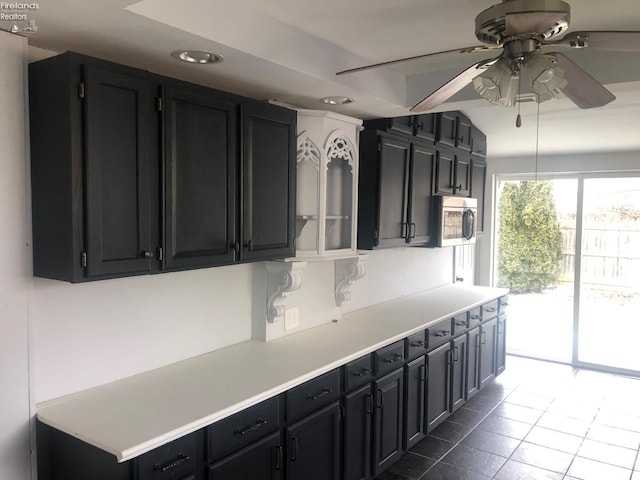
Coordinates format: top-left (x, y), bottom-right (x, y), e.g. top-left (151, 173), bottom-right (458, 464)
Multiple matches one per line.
top-left (12, 0), bottom-right (640, 157)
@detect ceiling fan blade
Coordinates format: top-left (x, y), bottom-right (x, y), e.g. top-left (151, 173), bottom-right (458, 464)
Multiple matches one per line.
top-left (548, 52), bottom-right (616, 108)
top-left (410, 58), bottom-right (499, 112)
top-left (549, 31), bottom-right (640, 51)
top-left (504, 11), bottom-right (569, 38)
top-left (335, 45), bottom-right (500, 75)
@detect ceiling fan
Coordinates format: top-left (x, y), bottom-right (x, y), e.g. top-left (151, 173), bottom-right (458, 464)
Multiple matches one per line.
top-left (336, 0), bottom-right (640, 112)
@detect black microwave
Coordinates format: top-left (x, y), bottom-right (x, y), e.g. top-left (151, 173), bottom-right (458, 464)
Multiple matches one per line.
top-left (435, 195), bottom-right (477, 247)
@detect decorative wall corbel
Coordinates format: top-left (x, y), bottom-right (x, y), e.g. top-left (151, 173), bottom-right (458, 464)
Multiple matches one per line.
top-left (334, 255), bottom-right (368, 306)
top-left (265, 261), bottom-right (306, 323)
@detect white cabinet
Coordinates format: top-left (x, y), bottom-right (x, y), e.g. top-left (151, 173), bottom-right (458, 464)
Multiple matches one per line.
top-left (294, 110), bottom-right (362, 260)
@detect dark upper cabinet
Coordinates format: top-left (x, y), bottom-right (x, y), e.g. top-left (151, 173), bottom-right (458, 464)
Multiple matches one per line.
top-left (471, 124), bottom-right (487, 157)
top-left (30, 53), bottom-right (159, 282)
top-left (162, 84), bottom-right (237, 269)
top-left (437, 111), bottom-right (472, 151)
top-left (240, 103), bottom-right (296, 262)
top-left (364, 114), bottom-right (436, 143)
top-left (357, 132), bottom-right (435, 249)
top-left (29, 52), bottom-right (296, 282)
top-left (434, 147), bottom-right (470, 197)
top-left (470, 158), bottom-right (487, 233)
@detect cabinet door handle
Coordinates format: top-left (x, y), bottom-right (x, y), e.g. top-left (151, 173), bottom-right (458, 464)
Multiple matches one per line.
top-left (498, 321), bottom-right (504, 335)
top-left (352, 367), bottom-right (372, 377)
top-left (383, 353), bottom-right (403, 364)
top-left (230, 241), bottom-right (240, 254)
top-left (481, 331), bottom-right (487, 345)
top-left (141, 250), bottom-right (153, 258)
top-left (306, 388), bottom-right (333, 401)
top-left (376, 388), bottom-right (384, 409)
top-left (410, 340), bottom-right (424, 348)
top-left (274, 445), bottom-right (283, 471)
top-left (455, 320), bottom-right (466, 327)
top-left (233, 417), bottom-right (267, 436)
top-left (152, 453), bottom-right (190, 473)
top-left (409, 223), bottom-right (416, 239)
top-left (244, 240), bottom-right (253, 252)
top-left (446, 349), bottom-right (453, 366)
top-left (400, 222), bottom-right (408, 239)
top-left (420, 364), bottom-right (427, 383)
top-left (434, 330), bottom-right (450, 337)
top-left (416, 121), bottom-right (424, 131)
top-left (366, 394), bottom-right (374, 414)
top-left (290, 437), bottom-right (298, 462)
top-left (485, 307), bottom-right (497, 313)
top-left (471, 315), bottom-right (481, 320)
top-left (453, 346), bottom-right (459, 362)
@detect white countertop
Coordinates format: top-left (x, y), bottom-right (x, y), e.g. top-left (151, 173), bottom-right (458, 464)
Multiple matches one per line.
top-left (36, 284), bottom-right (508, 462)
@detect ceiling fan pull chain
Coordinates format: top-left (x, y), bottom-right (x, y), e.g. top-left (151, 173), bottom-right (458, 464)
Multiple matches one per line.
top-left (516, 65), bottom-right (522, 128)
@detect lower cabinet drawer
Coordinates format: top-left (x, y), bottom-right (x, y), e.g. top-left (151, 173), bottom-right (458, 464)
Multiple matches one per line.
top-left (343, 354), bottom-right (374, 392)
top-left (405, 331), bottom-right (428, 360)
top-left (468, 307), bottom-right (482, 328)
top-left (137, 434), bottom-right (197, 480)
top-left (286, 369), bottom-right (341, 422)
top-left (483, 299), bottom-right (499, 319)
top-left (451, 313), bottom-right (468, 335)
top-left (427, 319), bottom-right (453, 349)
top-left (208, 396), bottom-right (281, 462)
top-left (373, 340), bottom-right (405, 377)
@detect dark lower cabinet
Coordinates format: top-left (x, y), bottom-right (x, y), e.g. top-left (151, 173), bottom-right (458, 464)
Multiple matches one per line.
top-left (450, 334), bottom-right (467, 413)
top-left (404, 356), bottom-right (426, 450)
top-left (208, 432), bottom-right (282, 480)
top-left (466, 326), bottom-right (481, 401)
top-left (286, 402), bottom-right (341, 480)
top-left (343, 384), bottom-right (373, 480)
top-left (479, 317), bottom-right (498, 390)
top-left (373, 368), bottom-right (404, 476)
top-left (496, 315), bottom-right (507, 376)
top-left (426, 343), bottom-right (450, 432)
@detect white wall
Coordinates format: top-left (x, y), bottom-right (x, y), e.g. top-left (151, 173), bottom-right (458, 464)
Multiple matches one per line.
top-left (0, 39), bottom-right (455, 480)
top-left (477, 150), bottom-right (640, 287)
top-left (0, 31), bottom-right (32, 480)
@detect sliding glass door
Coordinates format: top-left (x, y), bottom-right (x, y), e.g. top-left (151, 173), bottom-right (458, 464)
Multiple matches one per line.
top-left (576, 177), bottom-right (640, 373)
top-left (494, 174), bottom-right (640, 375)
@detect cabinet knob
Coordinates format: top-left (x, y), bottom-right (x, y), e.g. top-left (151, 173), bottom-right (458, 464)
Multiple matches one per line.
top-left (244, 240), bottom-right (253, 252)
top-left (141, 250), bottom-right (153, 258)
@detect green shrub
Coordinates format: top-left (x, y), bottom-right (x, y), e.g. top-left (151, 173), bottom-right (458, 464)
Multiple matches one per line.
top-left (497, 181), bottom-right (563, 293)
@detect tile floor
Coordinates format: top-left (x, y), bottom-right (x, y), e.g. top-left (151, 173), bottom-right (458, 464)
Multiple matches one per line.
top-left (377, 355), bottom-right (640, 480)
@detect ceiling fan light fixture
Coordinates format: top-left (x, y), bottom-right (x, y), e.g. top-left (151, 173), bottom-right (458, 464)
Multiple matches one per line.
top-left (526, 54), bottom-right (568, 102)
top-left (472, 57), bottom-right (519, 107)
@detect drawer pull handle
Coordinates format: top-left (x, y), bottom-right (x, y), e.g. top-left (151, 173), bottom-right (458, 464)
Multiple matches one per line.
top-left (234, 417), bottom-right (267, 436)
top-left (410, 340), bottom-right (425, 347)
top-left (307, 388), bottom-right (333, 401)
top-left (434, 330), bottom-right (450, 337)
top-left (352, 367), bottom-right (372, 377)
top-left (471, 315), bottom-right (481, 320)
top-left (485, 307), bottom-right (497, 312)
top-left (152, 453), bottom-right (190, 473)
top-left (366, 394), bottom-right (374, 414)
top-left (455, 320), bottom-right (466, 327)
top-left (383, 353), bottom-right (403, 364)
top-left (453, 346), bottom-right (460, 362)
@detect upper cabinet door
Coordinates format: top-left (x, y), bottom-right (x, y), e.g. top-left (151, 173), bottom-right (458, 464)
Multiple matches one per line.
top-left (456, 114), bottom-right (473, 152)
top-left (413, 114), bottom-right (437, 143)
top-left (240, 103), bottom-right (296, 261)
top-left (437, 112), bottom-right (457, 148)
top-left (377, 136), bottom-right (411, 247)
top-left (434, 147), bottom-right (455, 196)
top-left (83, 65), bottom-right (157, 278)
top-left (162, 86), bottom-right (237, 269)
top-left (407, 143), bottom-right (435, 245)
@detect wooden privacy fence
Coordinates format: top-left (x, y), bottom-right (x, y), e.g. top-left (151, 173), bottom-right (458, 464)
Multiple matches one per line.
top-left (559, 227), bottom-right (640, 287)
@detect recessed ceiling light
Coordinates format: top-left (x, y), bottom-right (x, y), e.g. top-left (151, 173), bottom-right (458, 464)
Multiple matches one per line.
top-left (171, 50), bottom-right (224, 65)
top-left (319, 96), bottom-right (356, 105)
